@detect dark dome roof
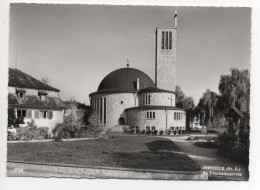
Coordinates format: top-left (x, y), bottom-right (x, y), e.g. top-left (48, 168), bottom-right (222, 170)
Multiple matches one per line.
top-left (98, 68), bottom-right (155, 92)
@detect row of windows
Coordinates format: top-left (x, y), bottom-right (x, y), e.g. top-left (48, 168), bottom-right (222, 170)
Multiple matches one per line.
top-left (145, 126), bottom-right (185, 131)
top-left (169, 126), bottom-right (185, 131)
top-left (145, 111), bottom-right (184, 120)
top-left (91, 98), bottom-right (107, 125)
top-left (146, 111), bottom-right (155, 119)
top-left (146, 126), bottom-right (156, 132)
top-left (16, 109), bottom-right (53, 120)
top-left (162, 31), bottom-right (172, 50)
top-left (142, 94), bottom-right (151, 105)
top-left (128, 126), bottom-right (186, 135)
top-left (174, 112), bottom-right (185, 120)
top-left (16, 92), bottom-right (47, 100)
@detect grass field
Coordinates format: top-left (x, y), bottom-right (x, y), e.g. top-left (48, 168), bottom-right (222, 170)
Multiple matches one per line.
top-left (7, 135), bottom-right (201, 171)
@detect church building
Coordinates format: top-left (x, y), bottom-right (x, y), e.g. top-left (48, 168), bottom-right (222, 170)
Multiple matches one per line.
top-left (89, 11), bottom-right (186, 135)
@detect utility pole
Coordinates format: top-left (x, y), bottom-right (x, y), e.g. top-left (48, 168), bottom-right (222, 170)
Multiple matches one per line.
top-left (165, 109), bottom-right (168, 135)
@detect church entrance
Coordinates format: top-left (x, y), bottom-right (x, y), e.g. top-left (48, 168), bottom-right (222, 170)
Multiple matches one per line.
top-left (119, 117), bottom-right (125, 125)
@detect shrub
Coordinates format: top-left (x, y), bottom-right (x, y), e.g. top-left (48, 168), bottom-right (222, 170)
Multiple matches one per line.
top-left (8, 106), bottom-right (25, 128)
top-left (52, 136), bottom-right (62, 142)
top-left (194, 141), bottom-right (218, 148)
top-left (123, 126), bottom-right (131, 133)
top-left (17, 127), bottom-right (49, 141)
top-left (218, 132), bottom-right (249, 165)
top-left (146, 130), bottom-right (151, 135)
top-left (88, 125), bottom-right (105, 137)
top-left (159, 130), bottom-right (164, 135)
top-left (52, 100), bottom-right (87, 139)
top-left (7, 131), bottom-right (16, 141)
top-left (14, 119), bottom-right (48, 141)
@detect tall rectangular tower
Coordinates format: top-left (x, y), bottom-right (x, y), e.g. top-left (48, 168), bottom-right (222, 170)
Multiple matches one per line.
top-left (155, 11), bottom-right (177, 92)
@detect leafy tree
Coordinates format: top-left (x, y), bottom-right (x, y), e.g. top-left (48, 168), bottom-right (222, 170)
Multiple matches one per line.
top-left (52, 101), bottom-right (85, 138)
top-left (175, 85), bottom-right (195, 131)
top-left (88, 111), bottom-right (102, 128)
top-left (76, 102), bottom-right (91, 125)
top-left (41, 77), bottom-right (51, 85)
top-left (175, 85), bottom-right (195, 109)
top-left (183, 96), bottom-right (195, 109)
top-left (219, 68), bottom-right (250, 116)
top-left (175, 85), bottom-right (186, 108)
top-left (8, 107), bottom-right (24, 128)
top-left (196, 89), bottom-right (223, 128)
top-left (218, 68), bottom-right (250, 145)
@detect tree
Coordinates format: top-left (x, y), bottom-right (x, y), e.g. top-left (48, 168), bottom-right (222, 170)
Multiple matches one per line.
top-left (196, 89), bottom-right (222, 128)
top-left (52, 101), bottom-right (85, 138)
top-left (76, 102), bottom-right (91, 125)
top-left (175, 85), bottom-right (195, 131)
top-left (218, 68), bottom-right (250, 145)
top-left (8, 107), bottom-right (24, 128)
top-left (175, 85), bottom-right (195, 109)
top-left (175, 85), bottom-right (186, 108)
top-left (219, 68), bottom-right (250, 116)
top-left (41, 77), bottom-right (51, 85)
top-left (183, 96), bottom-right (195, 109)
top-left (88, 111), bottom-right (102, 128)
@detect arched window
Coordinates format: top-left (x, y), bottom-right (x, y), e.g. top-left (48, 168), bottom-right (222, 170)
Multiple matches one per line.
top-left (162, 31), bottom-right (165, 49)
top-left (119, 117), bottom-right (125, 125)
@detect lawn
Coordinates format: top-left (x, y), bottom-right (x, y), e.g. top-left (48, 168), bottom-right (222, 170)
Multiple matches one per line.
top-left (7, 135), bottom-right (201, 171)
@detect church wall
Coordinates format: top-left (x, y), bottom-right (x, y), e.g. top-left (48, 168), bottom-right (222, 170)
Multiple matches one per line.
top-left (126, 109), bottom-right (186, 134)
top-left (90, 92), bottom-right (137, 128)
top-left (138, 92), bottom-right (176, 107)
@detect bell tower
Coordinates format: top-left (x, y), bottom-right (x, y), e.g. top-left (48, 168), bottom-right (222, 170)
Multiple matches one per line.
top-left (155, 10), bottom-right (177, 92)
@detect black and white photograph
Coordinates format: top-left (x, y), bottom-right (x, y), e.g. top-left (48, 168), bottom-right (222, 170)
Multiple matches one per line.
top-left (1, 0), bottom-right (259, 187)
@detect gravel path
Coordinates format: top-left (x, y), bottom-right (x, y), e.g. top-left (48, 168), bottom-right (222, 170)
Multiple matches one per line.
top-left (163, 136), bottom-right (249, 181)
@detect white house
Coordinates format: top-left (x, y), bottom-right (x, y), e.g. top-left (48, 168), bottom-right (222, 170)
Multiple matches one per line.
top-left (8, 68), bottom-right (68, 133)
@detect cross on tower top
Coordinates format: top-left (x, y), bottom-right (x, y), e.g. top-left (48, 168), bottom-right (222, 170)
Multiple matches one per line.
top-left (168, 94), bottom-right (174, 106)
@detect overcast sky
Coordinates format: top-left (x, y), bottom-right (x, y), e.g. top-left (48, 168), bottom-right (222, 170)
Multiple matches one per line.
top-left (9, 4), bottom-right (251, 105)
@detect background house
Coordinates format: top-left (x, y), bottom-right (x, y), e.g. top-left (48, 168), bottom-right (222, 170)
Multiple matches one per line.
top-left (8, 68), bottom-right (68, 133)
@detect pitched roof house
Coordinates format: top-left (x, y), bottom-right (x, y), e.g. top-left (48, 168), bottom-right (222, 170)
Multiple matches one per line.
top-left (8, 68), bottom-right (67, 133)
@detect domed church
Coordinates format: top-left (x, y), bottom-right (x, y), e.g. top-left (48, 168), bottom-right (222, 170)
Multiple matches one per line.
top-left (89, 11), bottom-right (186, 135)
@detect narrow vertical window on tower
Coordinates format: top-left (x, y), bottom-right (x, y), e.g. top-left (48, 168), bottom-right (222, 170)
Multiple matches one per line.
top-left (162, 31), bottom-right (164, 49)
top-left (169, 31), bottom-right (172, 49)
top-left (165, 31), bottom-right (168, 49)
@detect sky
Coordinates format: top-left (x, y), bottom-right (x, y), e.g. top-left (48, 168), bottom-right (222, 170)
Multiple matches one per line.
top-left (9, 4), bottom-right (251, 105)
